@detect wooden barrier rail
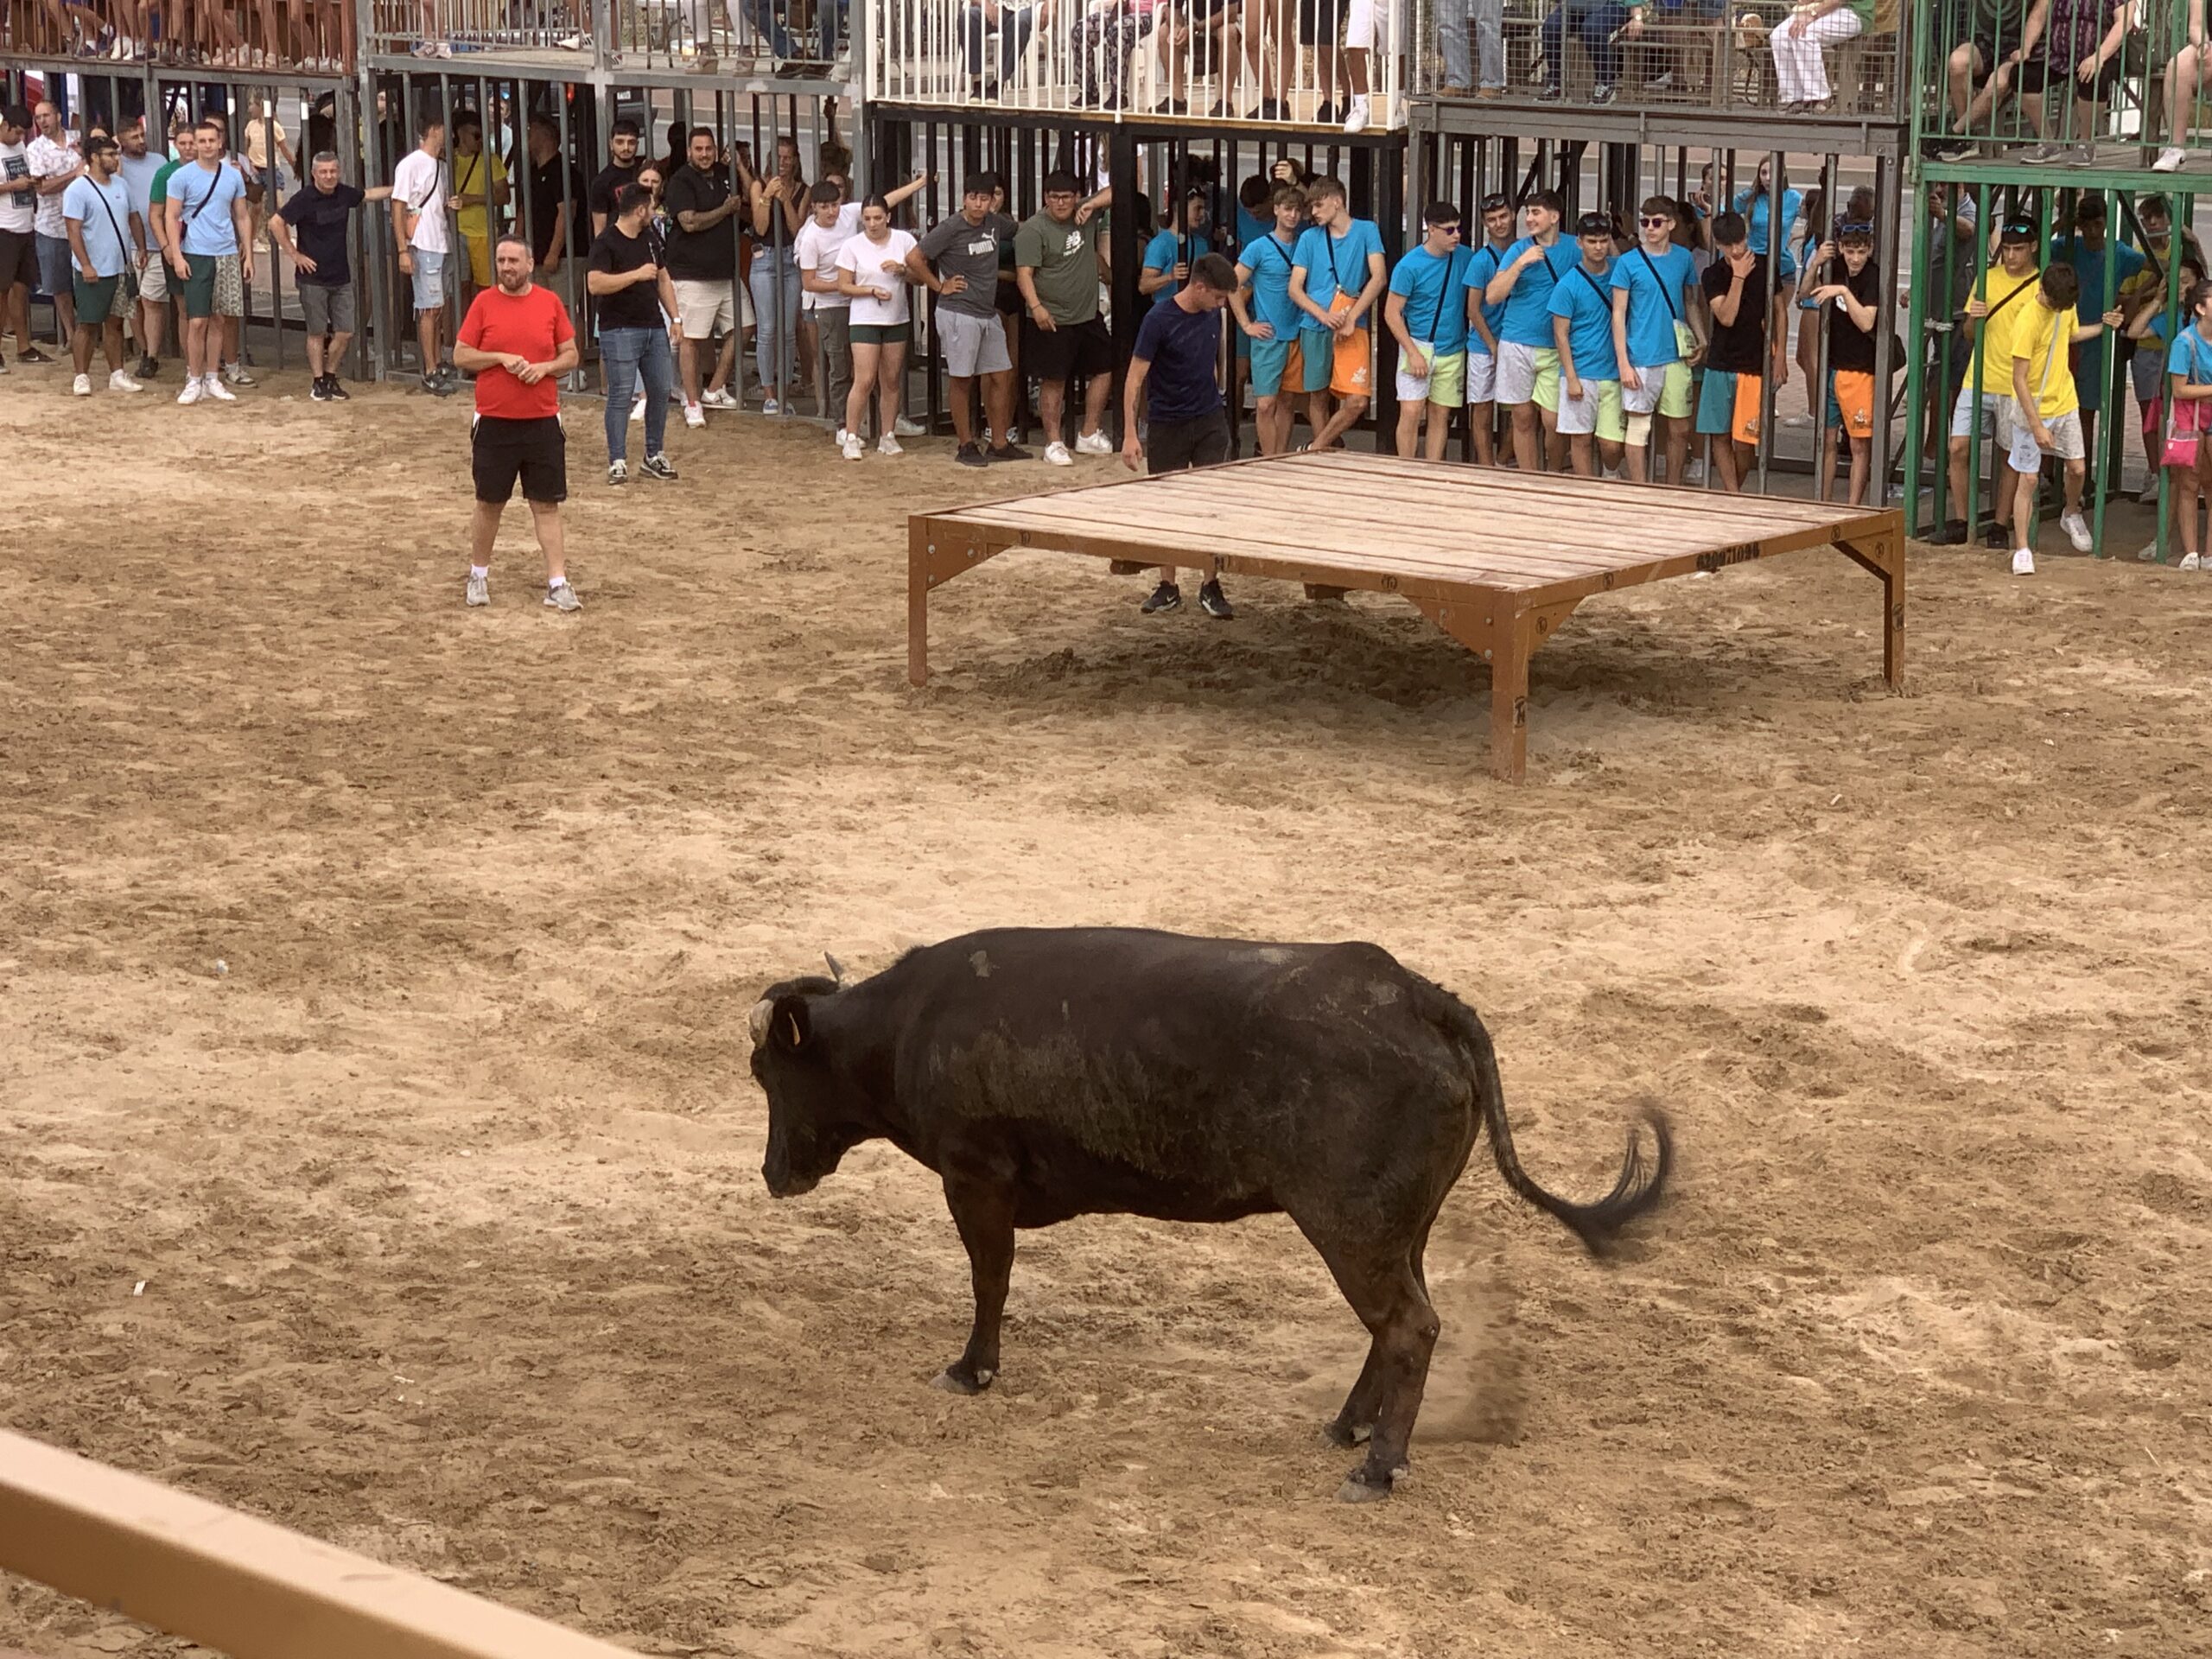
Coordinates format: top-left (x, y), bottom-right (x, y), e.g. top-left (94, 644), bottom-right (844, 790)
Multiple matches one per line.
top-left (0, 1428), bottom-right (639, 1659)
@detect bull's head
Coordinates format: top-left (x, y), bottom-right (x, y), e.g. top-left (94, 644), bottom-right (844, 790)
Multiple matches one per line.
top-left (748, 955), bottom-right (861, 1199)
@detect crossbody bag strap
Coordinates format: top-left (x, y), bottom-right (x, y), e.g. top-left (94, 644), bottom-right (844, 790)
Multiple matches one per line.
top-left (87, 177), bottom-right (131, 257)
top-left (1634, 245), bottom-right (1679, 321)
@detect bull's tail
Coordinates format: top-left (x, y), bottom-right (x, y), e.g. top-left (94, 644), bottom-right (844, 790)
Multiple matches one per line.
top-left (1438, 993), bottom-right (1673, 1259)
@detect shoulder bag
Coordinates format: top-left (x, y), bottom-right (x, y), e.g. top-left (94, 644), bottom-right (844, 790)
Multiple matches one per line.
top-left (1634, 245), bottom-right (1698, 359)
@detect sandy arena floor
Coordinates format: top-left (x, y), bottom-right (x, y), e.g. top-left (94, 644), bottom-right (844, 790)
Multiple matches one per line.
top-left (3, 368), bottom-right (2209, 1659)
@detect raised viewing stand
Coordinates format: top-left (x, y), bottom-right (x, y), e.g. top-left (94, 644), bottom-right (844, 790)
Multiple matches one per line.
top-left (908, 452), bottom-right (1904, 779)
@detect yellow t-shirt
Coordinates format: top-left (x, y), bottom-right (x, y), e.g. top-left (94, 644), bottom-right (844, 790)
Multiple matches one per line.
top-left (2009, 297), bottom-right (2078, 421)
top-left (452, 149), bottom-right (506, 243)
top-left (1975, 264), bottom-right (2041, 396)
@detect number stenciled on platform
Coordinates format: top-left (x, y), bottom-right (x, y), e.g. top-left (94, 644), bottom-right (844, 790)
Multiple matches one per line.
top-left (1695, 543), bottom-right (1762, 573)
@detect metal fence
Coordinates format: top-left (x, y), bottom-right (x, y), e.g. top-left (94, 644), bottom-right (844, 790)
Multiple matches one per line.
top-left (366, 0), bottom-right (849, 73)
top-left (0, 0), bottom-right (358, 73)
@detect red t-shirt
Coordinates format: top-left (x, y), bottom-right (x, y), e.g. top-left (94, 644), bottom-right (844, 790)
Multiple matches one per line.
top-left (459, 282), bottom-right (575, 420)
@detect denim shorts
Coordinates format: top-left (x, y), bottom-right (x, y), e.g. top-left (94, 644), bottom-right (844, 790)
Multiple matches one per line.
top-left (410, 246), bottom-right (446, 312)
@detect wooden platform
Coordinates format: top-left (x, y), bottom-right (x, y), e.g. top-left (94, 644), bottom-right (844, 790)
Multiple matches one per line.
top-left (906, 451), bottom-right (1905, 779)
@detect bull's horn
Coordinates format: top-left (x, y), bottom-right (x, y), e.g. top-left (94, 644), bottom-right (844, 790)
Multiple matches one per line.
top-left (748, 999), bottom-right (775, 1046)
top-left (824, 951), bottom-right (846, 987)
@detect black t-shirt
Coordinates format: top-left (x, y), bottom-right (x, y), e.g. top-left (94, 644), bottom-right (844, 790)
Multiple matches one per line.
top-left (588, 158), bottom-right (641, 227)
top-left (1820, 257), bottom-right (1883, 374)
top-left (1700, 257), bottom-right (1770, 376)
top-left (662, 163), bottom-right (736, 282)
top-left (273, 181), bottom-right (362, 287)
top-left (525, 154), bottom-right (588, 260)
top-left (589, 224), bottom-right (661, 330)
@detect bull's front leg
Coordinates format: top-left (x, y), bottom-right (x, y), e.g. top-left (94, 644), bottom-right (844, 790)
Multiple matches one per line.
top-left (932, 1175), bottom-right (1017, 1394)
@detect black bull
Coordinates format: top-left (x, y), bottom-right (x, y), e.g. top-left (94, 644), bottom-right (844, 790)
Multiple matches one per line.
top-left (748, 927), bottom-right (1671, 1502)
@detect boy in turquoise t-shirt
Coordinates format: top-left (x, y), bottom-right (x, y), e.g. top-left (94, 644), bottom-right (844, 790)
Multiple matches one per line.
top-left (1610, 194), bottom-right (1700, 483)
top-left (1384, 200), bottom-right (1473, 460)
top-left (1549, 210), bottom-right (1624, 477)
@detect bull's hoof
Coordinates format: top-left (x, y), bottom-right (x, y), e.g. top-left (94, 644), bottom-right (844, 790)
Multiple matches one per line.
top-left (1336, 1468), bottom-right (1394, 1503)
top-left (1322, 1419), bottom-right (1373, 1449)
top-left (931, 1364), bottom-right (995, 1395)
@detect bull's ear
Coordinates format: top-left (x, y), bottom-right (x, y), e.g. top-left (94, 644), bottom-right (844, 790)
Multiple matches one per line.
top-left (770, 994), bottom-right (814, 1054)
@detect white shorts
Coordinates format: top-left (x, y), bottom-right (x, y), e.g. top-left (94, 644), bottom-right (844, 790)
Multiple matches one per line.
top-left (2000, 406), bottom-right (2086, 472)
top-left (674, 277), bottom-right (736, 340)
top-left (1495, 339), bottom-right (1543, 404)
top-left (1556, 375), bottom-right (1606, 435)
top-left (1346, 0), bottom-right (1382, 51)
top-left (1465, 346), bottom-right (1497, 403)
top-left (1621, 372), bottom-right (1667, 414)
top-left (1950, 384), bottom-right (2007, 440)
top-left (137, 247), bottom-right (168, 302)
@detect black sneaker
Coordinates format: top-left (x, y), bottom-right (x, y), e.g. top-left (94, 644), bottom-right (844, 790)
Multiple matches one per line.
top-left (309, 375), bottom-right (333, 402)
top-left (18, 346), bottom-right (50, 363)
top-left (1592, 82), bottom-right (1618, 104)
top-left (1315, 102), bottom-right (1338, 124)
top-left (1929, 518), bottom-right (1968, 545)
top-left (1141, 581), bottom-right (1183, 614)
top-left (957, 440), bottom-right (988, 467)
top-left (136, 353), bottom-right (159, 379)
top-left (1535, 84), bottom-right (1564, 102)
top-left (325, 375), bottom-right (350, 400)
top-left (1198, 579), bottom-right (1235, 620)
top-left (641, 452), bottom-right (678, 481)
top-left (1981, 523), bottom-right (2008, 550)
top-left (421, 372), bottom-right (454, 397)
top-left (988, 442), bottom-right (1033, 462)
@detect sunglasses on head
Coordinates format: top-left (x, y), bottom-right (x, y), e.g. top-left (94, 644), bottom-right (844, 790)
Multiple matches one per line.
top-left (1479, 194), bottom-right (1510, 213)
top-left (1835, 219), bottom-right (1872, 238)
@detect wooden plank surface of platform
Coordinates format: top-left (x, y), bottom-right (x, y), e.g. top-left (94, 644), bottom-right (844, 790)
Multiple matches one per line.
top-left (908, 451), bottom-right (1904, 779)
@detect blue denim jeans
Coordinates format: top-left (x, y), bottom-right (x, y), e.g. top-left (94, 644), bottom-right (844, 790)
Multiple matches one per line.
top-left (750, 252), bottom-right (802, 404)
top-left (1542, 0), bottom-right (1631, 88)
top-left (1439, 0), bottom-right (1504, 88)
top-left (601, 324), bottom-right (673, 464)
top-left (963, 2), bottom-right (1035, 85)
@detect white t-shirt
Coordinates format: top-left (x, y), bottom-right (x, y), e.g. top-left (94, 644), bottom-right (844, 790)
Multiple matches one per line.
top-left (0, 141), bottom-right (32, 235)
top-left (836, 226), bottom-right (918, 327)
top-left (391, 148), bottom-right (448, 253)
top-left (792, 202), bottom-right (861, 312)
top-left (27, 131), bottom-right (79, 238)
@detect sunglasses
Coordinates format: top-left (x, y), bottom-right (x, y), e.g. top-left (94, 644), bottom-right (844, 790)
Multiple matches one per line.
top-left (1432, 224), bottom-right (1462, 235)
top-left (1638, 215), bottom-right (1673, 228)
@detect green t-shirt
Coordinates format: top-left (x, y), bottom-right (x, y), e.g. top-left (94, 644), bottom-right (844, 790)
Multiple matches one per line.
top-left (150, 156), bottom-right (182, 207)
top-left (1847, 0), bottom-right (1875, 23)
top-left (1013, 209), bottom-right (1100, 326)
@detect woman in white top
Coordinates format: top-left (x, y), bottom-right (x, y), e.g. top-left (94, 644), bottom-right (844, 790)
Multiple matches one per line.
top-left (834, 195), bottom-right (920, 460)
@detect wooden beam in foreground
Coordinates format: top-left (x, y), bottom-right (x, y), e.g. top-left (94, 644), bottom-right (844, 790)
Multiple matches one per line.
top-left (0, 1429), bottom-right (638, 1659)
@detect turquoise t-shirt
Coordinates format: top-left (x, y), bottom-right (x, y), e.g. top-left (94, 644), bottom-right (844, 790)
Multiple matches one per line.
top-left (1611, 243), bottom-right (1695, 367)
top-left (1142, 226), bottom-right (1211, 308)
top-left (2166, 326), bottom-right (2212, 381)
top-left (1548, 257), bottom-right (1619, 381)
top-left (1733, 186), bottom-right (1803, 277)
top-left (1238, 229), bottom-right (1302, 336)
top-left (1460, 240), bottom-right (1510, 355)
top-left (1293, 218), bottom-right (1386, 334)
top-left (1497, 234), bottom-right (1568, 348)
top-left (1389, 243), bottom-right (1471, 353)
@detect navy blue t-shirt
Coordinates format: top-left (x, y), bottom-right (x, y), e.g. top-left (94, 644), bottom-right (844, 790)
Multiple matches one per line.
top-left (1132, 296), bottom-right (1224, 423)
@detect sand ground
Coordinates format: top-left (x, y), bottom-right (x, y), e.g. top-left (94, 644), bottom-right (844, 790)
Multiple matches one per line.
top-left (2, 368), bottom-right (2209, 1659)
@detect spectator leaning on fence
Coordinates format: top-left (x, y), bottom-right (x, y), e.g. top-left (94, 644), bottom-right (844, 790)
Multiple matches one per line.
top-left (60, 131), bottom-right (140, 397)
top-left (270, 153), bottom-right (394, 404)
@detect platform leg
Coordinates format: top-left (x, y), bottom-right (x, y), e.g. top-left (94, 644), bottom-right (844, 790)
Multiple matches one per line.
top-left (1881, 531), bottom-right (1905, 690)
top-left (1489, 620), bottom-right (1529, 782)
top-left (908, 520), bottom-right (930, 687)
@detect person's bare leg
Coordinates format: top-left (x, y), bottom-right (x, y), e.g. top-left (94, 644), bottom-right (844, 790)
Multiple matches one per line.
top-left (102, 315), bottom-right (124, 373)
top-left (1662, 412), bottom-right (1688, 482)
top-left (947, 372), bottom-right (976, 445)
top-left (846, 341), bottom-right (878, 438)
top-left (1317, 393), bottom-right (1366, 448)
top-left (1568, 432), bottom-right (1594, 476)
top-left (680, 335), bottom-right (702, 404)
top-left (471, 499), bottom-right (503, 568)
top-left (1509, 401), bottom-right (1539, 471)
top-left (1423, 400), bottom-right (1451, 460)
top-left (709, 331), bottom-right (736, 397)
top-left (1598, 438), bottom-right (1624, 474)
top-left (1849, 434), bottom-right (1872, 506)
top-left (1624, 411), bottom-right (1649, 482)
top-left (529, 499), bottom-right (565, 584)
top-left (983, 367), bottom-right (1015, 441)
top-left (1036, 376), bottom-right (1066, 448)
top-left (1080, 369), bottom-right (1110, 439)
top-left (1395, 396), bottom-right (1421, 454)
top-left (1306, 387), bottom-right (1334, 446)
top-left (1819, 430), bottom-right (1838, 501)
top-left (8, 283), bottom-right (30, 354)
top-left (326, 329), bottom-right (352, 377)
top-left (1543, 408), bottom-right (1567, 471)
top-left (1345, 45), bottom-right (1369, 95)
top-left (415, 305), bottom-right (440, 377)
top-left (1715, 437), bottom-right (1744, 492)
top-left (880, 342), bottom-right (908, 432)
top-left (305, 330), bottom-right (326, 378)
top-left (1469, 401), bottom-right (1495, 465)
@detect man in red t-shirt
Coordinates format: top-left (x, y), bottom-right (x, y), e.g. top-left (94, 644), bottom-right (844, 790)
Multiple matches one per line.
top-left (454, 232), bottom-right (583, 611)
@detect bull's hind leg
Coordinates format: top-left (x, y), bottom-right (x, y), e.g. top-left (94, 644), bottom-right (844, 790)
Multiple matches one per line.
top-left (933, 1176), bottom-right (1016, 1395)
top-left (1324, 1214), bottom-right (1438, 1452)
top-left (1299, 1224), bottom-right (1440, 1503)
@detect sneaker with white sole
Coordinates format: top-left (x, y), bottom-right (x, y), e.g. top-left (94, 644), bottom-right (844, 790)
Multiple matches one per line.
top-left (2182, 552), bottom-right (2204, 570)
top-left (631, 395), bottom-right (645, 423)
top-left (642, 453), bottom-right (678, 481)
top-left (893, 414), bottom-right (926, 437)
top-left (683, 401), bottom-right (706, 428)
top-left (878, 433), bottom-right (904, 456)
top-left (201, 373), bottom-right (236, 402)
top-left (2060, 511), bottom-right (2093, 552)
top-left (701, 387), bottom-right (739, 410)
top-left (834, 426), bottom-right (851, 448)
top-left (2154, 146), bottom-right (2189, 172)
top-left (841, 432), bottom-right (866, 461)
top-left (465, 570), bottom-right (490, 607)
top-left (177, 378), bottom-right (204, 405)
top-left (72, 372), bottom-right (92, 396)
top-left (1073, 429), bottom-right (1113, 456)
top-left (2011, 547), bottom-right (2036, 575)
top-left (223, 361), bottom-right (255, 385)
top-left (608, 459), bottom-right (630, 485)
top-left (1045, 441), bottom-right (1074, 466)
top-left (1342, 93), bottom-right (1370, 134)
top-left (545, 579), bottom-right (582, 613)
top-left (108, 369), bottom-right (142, 392)
top-left (2139, 541), bottom-right (2159, 561)
top-left (762, 397), bottom-right (781, 416)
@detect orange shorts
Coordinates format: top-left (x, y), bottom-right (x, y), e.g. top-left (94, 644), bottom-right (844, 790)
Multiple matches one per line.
top-left (1833, 369), bottom-right (1875, 438)
top-left (1732, 372), bottom-right (1764, 445)
top-left (1328, 291), bottom-right (1371, 398)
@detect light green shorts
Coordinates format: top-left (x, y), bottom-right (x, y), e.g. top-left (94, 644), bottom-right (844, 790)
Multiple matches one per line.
top-left (1623, 358), bottom-right (1695, 421)
top-left (1558, 376), bottom-right (1625, 442)
top-left (1530, 345), bottom-right (1561, 412)
top-left (1398, 348), bottom-right (1467, 408)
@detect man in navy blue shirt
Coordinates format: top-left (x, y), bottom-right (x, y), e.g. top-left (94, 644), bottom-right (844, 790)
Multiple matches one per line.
top-left (1122, 250), bottom-right (1237, 620)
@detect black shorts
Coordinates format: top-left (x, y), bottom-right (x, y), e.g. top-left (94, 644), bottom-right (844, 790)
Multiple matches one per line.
top-left (472, 414), bottom-right (568, 505)
top-left (1026, 314), bottom-right (1113, 382)
top-left (1969, 31), bottom-right (2041, 81)
top-left (1298, 0), bottom-right (1344, 47)
top-left (1147, 409), bottom-right (1230, 474)
top-left (0, 228), bottom-right (36, 291)
top-left (2015, 54), bottom-right (2122, 103)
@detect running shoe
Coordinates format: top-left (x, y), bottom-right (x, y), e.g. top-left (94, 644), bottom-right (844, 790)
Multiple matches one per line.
top-left (1140, 581), bottom-right (1182, 614)
top-left (2011, 547), bottom-right (2036, 575)
top-left (1343, 94), bottom-right (1370, 134)
top-left (2154, 146), bottom-right (2188, 173)
top-left (1045, 441), bottom-right (1073, 467)
top-left (177, 378), bottom-right (204, 405)
top-left (73, 372), bottom-right (92, 396)
top-left (608, 458), bottom-right (630, 485)
top-left (1591, 82), bottom-right (1618, 105)
top-left (328, 375), bottom-right (351, 400)
top-left (684, 401), bottom-right (707, 428)
top-left (135, 353), bottom-right (158, 378)
top-left (1073, 429), bottom-right (1114, 455)
top-left (893, 413), bottom-right (927, 437)
top-left (2182, 552), bottom-right (2203, 570)
top-left (202, 373), bottom-right (237, 402)
top-left (310, 375), bottom-right (333, 402)
top-left (420, 372), bottom-right (453, 397)
top-left (701, 386), bottom-right (740, 410)
top-left (2060, 511), bottom-right (2093, 553)
top-left (2020, 142), bottom-right (2063, 165)
top-left (988, 442), bottom-right (1033, 462)
top-left (762, 397), bottom-right (782, 416)
top-left (466, 570), bottom-right (489, 607)
top-left (223, 360), bottom-right (255, 385)
top-left (841, 432), bottom-right (865, 461)
top-left (879, 433), bottom-right (905, 456)
top-left (642, 453), bottom-right (678, 481)
top-left (1198, 578), bottom-right (1235, 620)
top-left (957, 441), bottom-right (988, 467)
top-left (108, 369), bottom-right (142, 392)
top-left (19, 346), bottom-right (51, 363)
top-left (545, 579), bottom-right (582, 613)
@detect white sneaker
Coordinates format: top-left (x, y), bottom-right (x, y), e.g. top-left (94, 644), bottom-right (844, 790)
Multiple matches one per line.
top-left (1343, 93), bottom-right (1370, 134)
top-left (72, 372), bottom-right (92, 396)
top-left (2181, 552), bottom-right (2203, 570)
top-left (2138, 541), bottom-right (2159, 562)
top-left (177, 377), bottom-right (203, 405)
top-left (109, 368), bottom-right (142, 392)
top-left (683, 401), bottom-right (706, 428)
top-left (1681, 456), bottom-right (1705, 483)
top-left (834, 426), bottom-right (850, 448)
top-left (630, 394), bottom-right (645, 423)
top-left (701, 386), bottom-right (739, 410)
top-left (201, 372), bottom-right (236, 402)
top-left (2060, 511), bottom-right (2092, 553)
top-left (1046, 441), bottom-right (1074, 467)
top-left (2011, 547), bottom-right (2036, 575)
top-left (878, 433), bottom-right (904, 456)
top-left (893, 413), bottom-right (926, 437)
top-left (762, 397), bottom-right (782, 416)
top-left (2154, 146), bottom-right (2189, 173)
top-left (840, 432), bottom-right (865, 461)
top-left (1073, 429), bottom-right (1113, 456)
